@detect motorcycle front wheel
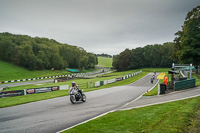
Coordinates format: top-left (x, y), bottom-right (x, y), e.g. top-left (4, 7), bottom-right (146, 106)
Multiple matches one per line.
top-left (70, 95), bottom-right (76, 104)
top-left (82, 94), bottom-right (86, 102)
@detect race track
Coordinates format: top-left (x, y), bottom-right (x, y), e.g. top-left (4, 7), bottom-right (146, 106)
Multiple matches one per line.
top-left (0, 73), bottom-right (158, 133)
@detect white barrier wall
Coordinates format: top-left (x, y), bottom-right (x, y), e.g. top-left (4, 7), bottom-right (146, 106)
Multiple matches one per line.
top-left (104, 80), bottom-right (108, 85)
top-left (95, 81), bottom-right (100, 87)
top-left (60, 85), bottom-right (69, 90)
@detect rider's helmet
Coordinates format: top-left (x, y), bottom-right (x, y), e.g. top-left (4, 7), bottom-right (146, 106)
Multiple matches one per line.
top-left (72, 82), bottom-right (76, 87)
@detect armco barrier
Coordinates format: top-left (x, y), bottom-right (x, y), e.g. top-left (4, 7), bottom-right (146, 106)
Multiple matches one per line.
top-left (104, 80), bottom-right (108, 85)
top-left (0, 90), bottom-right (24, 98)
top-left (108, 79), bottom-right (115, 83)
top-left (25, 86), bottom-right (59, 95)
top-left (0, 75), bottom-right (70, 84)
top-left (100, 81), bottom-right (104, 86)
top-left (94, 70), bottom-right (142, 88)
top-left (0, 86), bottom-right (60, 98)
top-left (95, 81), bottom-right (100, 87)
top-left (60, 85), bottom-right (69, 90)
top-left (116, 77), bottom-right (122, 81)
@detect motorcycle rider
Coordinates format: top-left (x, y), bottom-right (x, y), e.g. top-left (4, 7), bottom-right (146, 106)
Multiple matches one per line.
top-left (69, 82), bottom-right (83, 98)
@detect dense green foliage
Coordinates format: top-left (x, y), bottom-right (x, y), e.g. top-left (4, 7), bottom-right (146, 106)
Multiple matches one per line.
top-left (96, 53), bottom-right (112, 58)
top-left (113, 42), bottom-right (175, 71)
top-left (97, 57), bottom-right (113, 67)
top-left (0, 32), bottom-right (97, 70)
top-left (173, 6), bottom-right (200, 67)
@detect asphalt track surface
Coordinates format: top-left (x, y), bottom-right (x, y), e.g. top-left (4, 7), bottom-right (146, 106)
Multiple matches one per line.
top-left (0, 79), bottom-right (54, 89)
top-left (0, 73), bottom-right (158, 133)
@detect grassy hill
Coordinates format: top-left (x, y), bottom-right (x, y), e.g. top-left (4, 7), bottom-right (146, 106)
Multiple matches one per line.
top-left (0, 60), bottom-right (70, 82)
top-left (97, 57), bottom-right (113, 68)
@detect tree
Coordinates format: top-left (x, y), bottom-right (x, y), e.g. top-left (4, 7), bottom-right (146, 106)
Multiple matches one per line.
top-left (173, 6), bottom-right (200, 67)
top-left (112, 55), bottom-right (120, 70)
top-left (88, 53), bottom-right (97, 68)
top-left (79, 56), bottom-right (88, 70)
top-left (130, 47), bottom-right (145, 69)
top-left (117, 49), bottom-right (131, 71)
top-left (112, 43), bottom-right (175, 71)
top-left (18, 44), bottom-right (37, 70)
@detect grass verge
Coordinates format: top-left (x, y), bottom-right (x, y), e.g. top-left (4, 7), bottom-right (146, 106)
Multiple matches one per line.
top-left (63, 96), bottom-right (200, 133)
top-left (193, 74), bottom-right (200, 86)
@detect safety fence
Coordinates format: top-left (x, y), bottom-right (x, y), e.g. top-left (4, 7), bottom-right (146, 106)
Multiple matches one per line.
top-left (0, 70), bottom-right (142, 98)
top-left (94, 70), bottom-right (142, 87)
top-left (75, 70), bottom-right (142, 89)
top-left (74, 70), bottom-right (142, 88)
top-left (0, 75), bottom-right (70, 84)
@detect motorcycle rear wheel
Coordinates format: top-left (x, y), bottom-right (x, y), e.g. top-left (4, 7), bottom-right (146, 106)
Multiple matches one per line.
top-left (82, 94), bottom-right (86, 102)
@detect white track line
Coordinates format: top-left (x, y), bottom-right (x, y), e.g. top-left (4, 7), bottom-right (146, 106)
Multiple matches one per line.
top-left (120, 78), bottom-right (159, 108)
top-left (57, 109), bottom-right (116, 133)
top-left (118, 94), bottom-right (200, 111)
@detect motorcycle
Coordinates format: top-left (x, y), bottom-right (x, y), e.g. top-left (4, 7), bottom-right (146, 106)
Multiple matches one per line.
top-left (69, 87), bottom-right (86, 104)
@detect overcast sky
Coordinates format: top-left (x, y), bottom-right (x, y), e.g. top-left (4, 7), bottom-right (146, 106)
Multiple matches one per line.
top-left (0, 0), bottom-right (199, 55)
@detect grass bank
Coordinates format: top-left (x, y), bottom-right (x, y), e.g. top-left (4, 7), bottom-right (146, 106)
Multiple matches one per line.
top-left (63, 96), bottom-right (200, 133)
top-left (0, 60), bottom-right (71, 82)
top-left (0, 60), bottom-right (99, 82)
top-left (97, 57), bottom-right (112, 68)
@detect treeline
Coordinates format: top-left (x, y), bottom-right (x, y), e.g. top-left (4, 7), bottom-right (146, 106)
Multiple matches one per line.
top-left (0, 32), bottom-right (98, 70)
top-left (112, 42), bottom-right (176, 71)
top-left (96, 53), bottom-right (112, 58)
